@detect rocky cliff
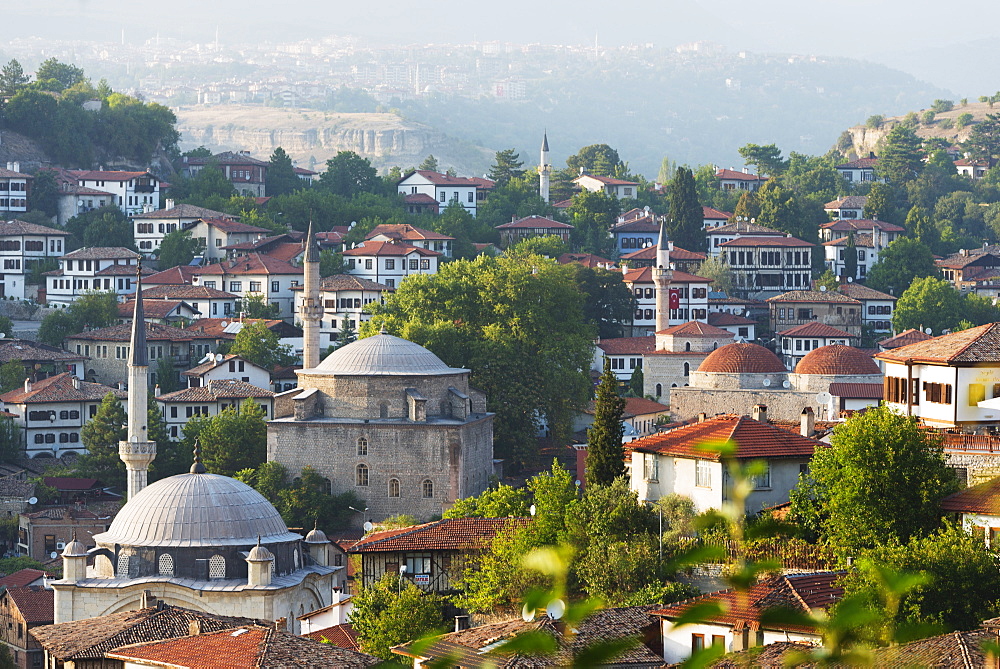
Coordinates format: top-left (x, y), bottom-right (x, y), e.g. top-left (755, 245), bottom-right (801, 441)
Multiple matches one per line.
top-left (174, 105), bottom-right (493, 174)
top-left (841, 100), bottom-right (992, 158)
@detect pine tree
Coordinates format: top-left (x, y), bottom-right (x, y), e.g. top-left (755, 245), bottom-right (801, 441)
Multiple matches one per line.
top-left (666, 166), bottom-right (705, 251)
top-left (78, 393), bottom-right (127, 489)
top-left (842, 231), bottom-right (858, 281)
top-left (627, 365), bottom-right (644, 397)
top-left (586, 359), bottom-right (627, 487)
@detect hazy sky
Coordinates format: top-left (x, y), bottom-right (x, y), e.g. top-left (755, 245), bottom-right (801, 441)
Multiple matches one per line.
top-left (4, 1), bottom-right (1000, 92)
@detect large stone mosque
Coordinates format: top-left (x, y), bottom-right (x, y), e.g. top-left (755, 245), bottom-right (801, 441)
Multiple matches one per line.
top-left (52, 229), bottom-right (495, 624)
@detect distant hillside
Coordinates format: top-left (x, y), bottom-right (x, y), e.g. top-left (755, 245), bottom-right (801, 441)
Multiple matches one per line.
top-left (173, 106), bottom-right (495, 175)
top-left (842, 100), bottom-right (997, 158)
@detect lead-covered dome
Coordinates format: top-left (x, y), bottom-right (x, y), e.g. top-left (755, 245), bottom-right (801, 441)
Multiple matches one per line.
top-left (94, 473), bottom-right (302, 548)
top-left (698, 342), bottom-right (786, 374)
top-left (795, 344), bottom-right (880, 376)
top-left (311, 333), bottom-right (468, 376)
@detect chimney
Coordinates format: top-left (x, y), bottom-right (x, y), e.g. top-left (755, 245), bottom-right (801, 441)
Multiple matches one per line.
top-left (140, 591), bottom-right (157, 609)
top-left (751, 404), bottom-right (768, 423)
top-left (165, 198), bottom-right (175, 210)
top-left (4, 162), bottom-right (10, 171)
top-left (23, 378), bottom-right (31, 393)
top-left (72, 376), bottom-right (80, 390)
top-left (454, 615), bottom-right (470, 632)
top-left (697, 412), bottom-right (707, 423)
top-left (800, 407), bottom-right (815, 437)
top-left (12, 162), bottom-right (19, 173)
top-left (274, 617), bottom-right (288, 631)
top-left (188, 619), bottom-right (204, 636)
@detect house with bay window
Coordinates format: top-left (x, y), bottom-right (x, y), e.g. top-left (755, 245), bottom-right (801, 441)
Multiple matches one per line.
top-left (623, 267), bottom-right (712, 336)
top-left (396, 170), bottom-right (482, 217)
top-left (341, 241), bottom-right (440, 289)
top-left (720, 236), bottom-right (813, 299)
top-left (67, 170), bottom-right (161, 217)
top-left (44, 247), bottom-right (147, 307)
top-left (0, 219), bottom-right (69, 300)
top-left (0, 165), bottom-right (31, 217)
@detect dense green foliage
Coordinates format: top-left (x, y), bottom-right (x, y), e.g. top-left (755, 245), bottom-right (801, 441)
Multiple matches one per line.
top-left (235, 462), bottom-right (362, 531)
top-left (183, 398), bottom-right (267, 477)
top-left (585, 359), bottom-right (626, 488)
top-left (77, 393), bottom-right (127, 490)
top-left (349, 572), bottom-right (446, 660)
top-left (228, 320), bottom-right (296, 370)
top-left (157, 229), bottom-right (204, 268)
top-left (893, 276), bottom-right (1000, 334)
top-left (37, 292), bottom-right (120, 346)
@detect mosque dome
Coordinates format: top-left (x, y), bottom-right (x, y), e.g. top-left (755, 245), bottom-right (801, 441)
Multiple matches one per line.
top-left (94, 472), bottom-right (302, 548)
top-left (312, 333), bottom-right (467, 376)
top-left (795, 345), bottom-right (881, 376)
top-left (697, 342), bottom-right (786, 374)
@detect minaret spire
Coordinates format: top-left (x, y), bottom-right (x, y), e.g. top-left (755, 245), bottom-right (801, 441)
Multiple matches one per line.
top-left (654, 219), bottom-right (673, 333)
top-left (539, 131), bottom-right (551, 204)
top-left (119, 260), bottom-right (156, 500)
top-left (300, 221), bottom-right (323, 370)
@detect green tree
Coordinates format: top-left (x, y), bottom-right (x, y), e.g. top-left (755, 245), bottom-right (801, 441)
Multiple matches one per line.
top-left (729, 191), bottom-right (759, 223)
top-left (333, 321), bottom-right (357, 350)
top-left (842, 232), bottom-right (858, 280)
top-left (147, 393), bottom-right (186, 480)
top-left (963, 292), bottom-right (1000, 327)
top-left (893, 276), bottom-right (966, 335)
top-left (192, 398), bottom-right (267, 477)
top-left (318, 250), bottom-right (345, 277)
top-left (627, 365), bottom-right (644, 398)
top-left (366, 254), bottom-right (593, 466)
top-left (27, 169), bottom-right (60, 219)
top-left (955, 112), bottom-right (974, 129)
top-left (445, 482), bottom-right (530, 519)
top-left (695, 256), bottom-right (734, 295)
top-left (78, 393), bottom-right (127, 489)
top-left (228, 320), bottom-right (296, 370)
top-left (82, 212), bottom-right (135, 250)
top-left (863, 183), bottom-right (892, 221)
top-left (418, 155), bottom-right (439, 172)
top-left (738, 143), bottom-right (787, 176)
top-left (265, 147), bottom-right (301, 197)
top-left (0, 416), bottom-right (22, 464)
top-left (173, 162), bottom-right (237, 205)
top-left (0, 59), bottom-right (29, 97)
top-left (566, 144), bottom-right (622, 177)
top-left (0, 360), bottom-right (22, 395)
top-left (509, 235), bottom-right (570, 258)
top-left (487, 149), bottom-right (525, 186)
top-left (931, 99), bottom-right (954, 113)
top-left (814, 269), bottom-right (840, 292)
top-left (789, 405), bottom-right (958, 557)
top-left (968, 113), bottom-right (1000, 160)
top-left (921, 110), bottom-right (936, 125)
top-left (36, 310), bottom-right (77, 347)
top-left (839, 524), bottom-right (1000, 635)
top-left (318, 151), bottom-right (381, 197)
top-left (877, 125), bottom-right (925, 184)
top-left (866, 115), bottom-right (885, 129)
top-left (35, 58), bottom-right (85, 92)
top-left (37, 291), bottom-right (119, 346)
top-left (865, 238), bottom-right (939, 296)
top-left (349, 572), bottom-right (445, 660)
top-left (586, 359), bottom-right (626, 488)
top-left (666, 166), bottom-right (705, 251)
top-left (235, 461), bottom-right (362, 531)
top-left (569, 190), bottom-right (618, 256)
top-left (238, 293), bottom-right (280, 319)
top-left (657, 156), bottom-right (677, 184)
top-left (566, 265), bottom-right (634, 339)
top-left (154, 357), bottom-right (180, 394)
top-left (157, 229), bottom-right (203, 268)
top-left (755, 179), bottom-right (808, 240)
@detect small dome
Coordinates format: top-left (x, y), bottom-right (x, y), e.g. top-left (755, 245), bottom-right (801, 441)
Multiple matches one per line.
top-left (62, 539), bottom-right (88, 557)
top-left (94, 473), bottom-right (302, 548)
top-left (311, 333), bottom-right (467, 376)
top-left (247, 543), bottom-right (274, 562)
top-left (795, 345), bottom-right (881, 376)
top-left (305, 527), bottom-right (328, 544)
top-left (698, 342), bottom-right (786, 374)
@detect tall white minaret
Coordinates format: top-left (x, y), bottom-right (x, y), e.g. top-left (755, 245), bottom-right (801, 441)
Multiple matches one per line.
top-left (119, 263), bottom-right (156, 500)
top-left (654, 219), bottom-right (673, 333)
top-left (300, 221), bottom-right (323, 370)
top-left (539, 131), bottom-right (551, 203)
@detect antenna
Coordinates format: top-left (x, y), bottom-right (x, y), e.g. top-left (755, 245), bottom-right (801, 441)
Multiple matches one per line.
top-left (521, 604), bottom-right (536, 622)
top-left (924, 327), bottom-right (933, 335)
top-left (215, 353), bottom-right (224, 362)
top-left (27, 497), bottom-right (37, 505)
top-left (819, 285), bottom-right (827, 292)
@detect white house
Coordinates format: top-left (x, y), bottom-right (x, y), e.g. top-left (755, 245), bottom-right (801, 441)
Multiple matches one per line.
top-left (719, 235), bottom-right (814, 298)
top-left (572, 174), bottom-right (640, 199)
top-left (191, 253), bottom-right (303, 320)
top-left (116, 298), bottom-right (201, 326)
top-left (823, 195), bottom-right (867, 220)
top-left (0, 373), bottom-right (126, 458)
top-left (714, 168), bottom-right (767, 192)
top-left (941, 477), bottom-right (1000, 549)
top-left (706, 312), bottom-right (757, 341)
top-left (366, 224), bottom-right (454, 258)
top-left (835, 153), bottom-right (880, 183)
top-left (955, 158), bottom-right (991, 180)
top-left (822, 234), bottom-right (879, 280)
top-left (155, 379), bottom-right (274, 441)
top-left (702, 206), bottom-right (731, 229)
top-left (292, 274), bottom-right (392, 350)
top-left (838, 283), bottom-right (896, 334)
top-left (131, 201), bottom-right (231, 256)
top-left (594, 336), bottom-right (656, 383)
top-left (137, 284), bottom-right (239, 320)
top-left (182, 218), bottom-right (272, 262)
top-left (877, 323), bottom-right (1000, 429)
top-left (181, 353), bottom-right (271, 390)
top-left (67, 170), bottom-right (162, 217)
top-left (397, 170), bottom-right (482, 217)
top-left (0, 165), bottom-right (31, 218)
top-left (341, 241), bottom-right (440, 290)
top-left (627, 410), bottom-right (816, 514)
top-left (705, 219), bottom-right (784, 257)
top-left (0, 219), bottom-right (70, 300)
top-left (654, 572), bottom-right (840, 665)
top-left (818, 219), bottom-right (904, 247)
top-left (44, 247), bottom-right (146, 308)
top-left (623, 267), bottom-right (712, 336)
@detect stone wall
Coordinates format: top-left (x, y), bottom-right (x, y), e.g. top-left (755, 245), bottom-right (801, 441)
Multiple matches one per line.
top-left (296, 371), bottom-right (470, 421)
top-left (670, 387), bottom-right (828, 423)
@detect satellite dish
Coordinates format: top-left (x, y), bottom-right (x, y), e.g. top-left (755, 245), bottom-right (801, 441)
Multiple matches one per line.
top-left (220, 321), bottom-right (228, 328)
top-left (762, 378), bottom-right (771, 386)
top-left (782, 380), bottom-right (791, 388)
top-left (49, 552), bottom-right (57, 559)
top-left (27, 497), bottom-right (37, 505)
top-left (215, 353), bottom-right (224, 362)
top-left (847, 276), bottom-right (854, 283)
top-left (546, 599), bottom-right (566, 620)
top-left (529, 504), bottom-right (536, 517)
top-left (924, 327), bottom-right (933, 335)
top-left (0, 333), bottom-right (5, 339)
top-left (819, 285), bottom-right (827, 292)
top-left (816, 392), bottom-right (833, 404)
top-left (362, 521), bottom-right (374, 533)
top-left (521, 604), bottom-right (536, 622)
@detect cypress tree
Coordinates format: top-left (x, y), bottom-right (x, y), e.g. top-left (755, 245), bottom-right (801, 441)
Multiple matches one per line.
top-left (586, 358), bottom-right (627, 487)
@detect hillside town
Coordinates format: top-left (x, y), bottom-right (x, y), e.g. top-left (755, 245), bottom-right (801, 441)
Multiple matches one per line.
top-left (0, 50), bottom-right (998, 667)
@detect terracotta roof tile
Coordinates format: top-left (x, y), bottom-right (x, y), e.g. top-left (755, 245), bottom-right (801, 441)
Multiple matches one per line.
top-left (143, 266), bottom-right (199, 285)
top-left (611, 218), bottom-right (660, 233)
top-left (6, 586), bottom-right (53, 624)
top-left (0, 220), bottom-right (69, 236)
top-left (837, 283), bottom-right (895, 301)
top-left (189, 217), bottom-right (271, 235)
top-left (828, 382), bottom-right (883, 399)
top-left (720, 236), bottom-right (813, 248)
top-left (341, 240), bottom-right (441, 257)
top-left (819, 218), bottom-right (905, 234)
top-left (0, 569), bottom-right (49, 588)
top-left (794, 345), bottom-right (880, 375)
top-left (876, 323), bottom-right (1000, 364)
top-left (779, 322), bottom-right (855, 338)
top-left (157, 379), bottom-right (274, 402)
top-left (0, 373), bottom-right (124, 404)
top-left (70, 170), bottom-right (154, 181)
top-left (117, 299), bottom-right (193, 319)
top-left (574, 174), bottom-right (639, 186)
top-left (698, 343), bottom-right (786, 374)
top-left (715, 169), bottom-right (768, 181)
top-left (869, 627), bottom-right (993, 667)
top-left (0, 339), bottom-right (85, 364)
top-left (941, 476), bottom-right (1000, 514)
top-left (62, 247), bottom-right (140, 260)
top-left (628, 414), bottom-right (816, 460)
top-left (67, 322), bottom-right (212, 344)
top-left (185, 151), bottom-right (269, 167)
top-left (495, 215), bottom-right (574, 230)
top-left (366, 223), bottom-right (453, 242)
top-left (596, 336), bottom-right (656, 356)
top-left (703, 206), bottom-right (732, 219)
top-left (836, 156), bottom-right (879, 169)
top-left (140, 285), bottom-right (237, 300)
top-left (349, 517), bottom-right (529, 553)
top-left (400, 170), bottom-right (481, 187)
top-left (767, 290), bottom-right (859, 304)
top-left (133, 204), bottom-right (229, 219)
top-left (824, 195), bottom-right (868, 209)
top-left (707, 312), bottom-right (757, 327)
top-left (192, 252), bottom-right (301, 275)
top-left (304, 623), bottom-right (361, 651)
top-left (556, 253), bottom-right (615, 268)
top-left (878, 328), bottom-right (933, 349)
top-left (657, 320), bottom-right (734, 338)
top-left (623, 397), bottom-right (669, 416)
top-left (708, 220), bottom-right (782, 236)
top-left (623, 267), bottom-right (711, 284)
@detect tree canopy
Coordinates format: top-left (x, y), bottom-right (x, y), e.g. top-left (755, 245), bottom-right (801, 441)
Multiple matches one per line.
top-left (864, 237), bottom-right (940, 295)
top-left (566, 144), bottom-right (623, 177)
top-left (349, 572), bottom-right (445, 660)
top-left (738, 143), bottom-right (787, 176)
top-left (488, 149), bottom-right (525, 186)
top-left (77, 393), bottom-right (127, 489)
top-left (184, 398), bottom-right (267, 477)
top-left (37, 292), bottom-right (120, 347)
top-left (585, 359), bottom-right (626, 488)
top-left (666, 166), bottom-right (705, 251)
top-left (318, 151), bottom-right (382, 197)
top-left (157, 229), bottom-right (204, 268)
top-left (265, 147), bottom-right (302, 197)
top-left (228, 321), bottom-right (296, 370)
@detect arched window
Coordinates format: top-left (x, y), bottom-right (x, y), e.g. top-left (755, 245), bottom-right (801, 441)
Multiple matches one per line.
top-left (323, 478), bottom-right (332, 495)
top-left (294, 549), bottom-right (300, 570)
top-left (388, 478), bottom-right (400, 497)
top-left (683, 362), bottom-right (690, 376)
top-left (655, 383), bottom-right (662, 397)
top-left (685, 342), bottom-right (691, 351)
top-left (357, 437), bottom-right (368, 456)
top-left (356, 464), bottom-right (369, 487)
top-left (422, 479), bottom-right (434, 499)
top-left (158, 553), bottom-right (174, 576)
top-left (209, 554), bottom-right (226, 579)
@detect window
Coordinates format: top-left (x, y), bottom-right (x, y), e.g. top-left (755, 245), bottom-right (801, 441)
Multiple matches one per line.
top-left (44, 535), bottom-right (56, 554)
top-left (695, 460), bottom-right (712, 487)
top-left (692, 634), bottom-right (705, 654)
top-left (712, 635), bottom-right (725, 648)
top-left (365, 259), bottom-right (373, 270)
top-left (271, 281), bottom-right (279, 292)
top-left (230, 281), bottom-right (242, 292)
top-left (467, 191), bottom-right (474, 203)
top-left (357, 437), bottom-right (368, 456)
top-left (249, 281), bottom-right (261, 292)
top-left (439, 191), bottom-right (446, 202)
top-left (158, 553), bottom-right (174, 576)
top-left (420, 259), bottom-right (430, 270)
top-left (385, 259), bottom-right (395, 270)
top-left (422, 479), bottom-right (434, 498)
top-left (388, 478), bottom-right (400, 497)
top-left (644, 453), bottom-right (658, 481)
top-left (751, 461), bottom-right (771, 489)
top-left (209, 554), bottom-right (226, 579)
top-left (925, 382), bottom-right (953, 404)
top-left (405, 553), bottom-right (432, 575)
top-left (356, 464), bottom-right (369, 486)
top-left (409, 259), bottom-right (418, 270)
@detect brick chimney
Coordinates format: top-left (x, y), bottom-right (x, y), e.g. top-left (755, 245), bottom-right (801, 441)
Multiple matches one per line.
top-left (800, 407), bottom-right (815, 437)
top-left (751, 404), bottom-right (767, 423)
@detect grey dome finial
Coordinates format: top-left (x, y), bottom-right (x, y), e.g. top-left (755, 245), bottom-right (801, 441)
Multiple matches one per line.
top-left (190, 441), bottom-right (206, 474)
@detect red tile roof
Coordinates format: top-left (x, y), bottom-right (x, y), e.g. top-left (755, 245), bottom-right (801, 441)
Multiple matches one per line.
top-left (707, 312), bottom-right (757, 327)
top-left (117, 299), bottom-right (193, 319)
top-left (143, 265), bottom-right (199, 285)
top-left (942, 477), bottom-right (1000, 515)
top-left (876, 323), bottom-right (1000, 364)
top-left (597, 336), bottom-right (656, 356)
top-left (836, 156), bottom-right (879, 169)
top-left (878, 328), bottom-right (932, 349)
top-left (341, 240), bottom-right (441, 257)
top-left (837, 283), bottom-right (895, 301)
top-left (349, 517), bottom-right (529, 553)
top-left (157, 379), bottom-right (274, 402)
top-left (185, 151), bottom-right (269, 167)
top-left (767, 290), bottom-right (860, 304)
top-left (715, 169), bottom-right (768, 182)
top-left (828, 382), bottom-right (883, 399)
top-left (623, 267), bottom-right (711, 284)
top-left (192, 253), bottom-right (301, 276)
top-left (62, 247), bottom-right (140, 260)
top-left (304, 623), bottom-right (361, 651)
top-left (0, 569), bottom-right (49, 588)
top-left (366, 223), bottom-right (453, 242)
top-left (653, 572), bottom-right (842, 632)
top-left (133, 204), bottom-right (229, 220)
top-left (794, 345), bottom-right (880, 375)
top-left (698, 343), bottom-right (786, 374)
top-left (556, 253), bottom-right (615, 268)
top-left (495, 215), bottom-right (574, 230)
top-left (620, 245), bottom-right (705, 262)
top-left (703, 206), bottom-right (732, 219)
top-left (0, 220), bottom-right (69, 236)
top-left (819, 218), bottom-right (905, 234)
top-left (0, 373), bottom-right (125, 405)
top-left (183, 318), bottom-right (295, 339)
top-left (824, 195), bottom-right (868, 209)
top-left (611, 218), bottom-right (660, 233)
top-left (778, 322), bottom-right (855, 338)
top-left (70, 170), bottom-right (154, 181)
top-left (623, 397), bottom-right (670, 416)
top-left (402, 193), bottom-right (439, 205)
top-left (708, 220), bottom-right (782, 236)
top-left (192, 217), bottom-right (271, 235)
top-left (139, 285), bottom-right (237, 300)
top-left (657, 321), bottom-right (733, 338)
top-left (400, 170), bottom-right (481, 187)
top-left (573, 174), bottom-right (639, 186)
top-left (719, 236), bottom-right (813, 248)
top-left (67, 322), bottom-right (210, 344)
top-left (628, 414), bottom-right (817, 460)
top-left (6, 586), bottom-right (53, 624)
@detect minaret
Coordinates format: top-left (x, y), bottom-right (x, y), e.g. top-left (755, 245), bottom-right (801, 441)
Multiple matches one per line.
top-left (539, 131), bottom-right (551, 203)
top-left (654, 219), bottom-right (673, 333)
top-left (119, 263), bottom-right (156, 500)
top-left (300, 221), bottom-right (323, 370)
